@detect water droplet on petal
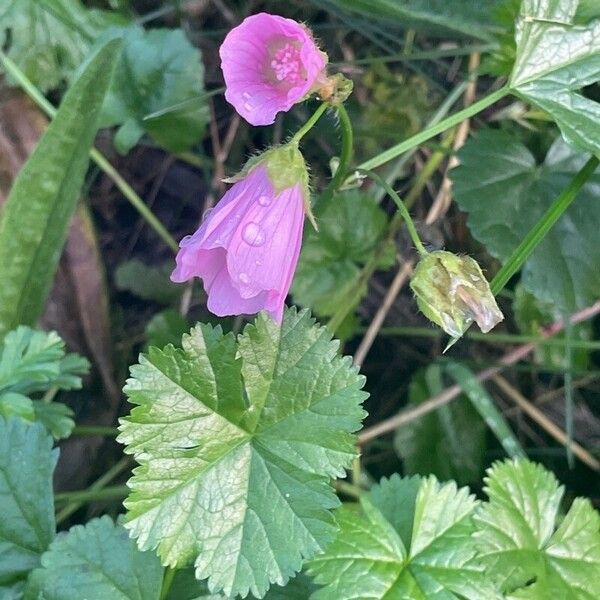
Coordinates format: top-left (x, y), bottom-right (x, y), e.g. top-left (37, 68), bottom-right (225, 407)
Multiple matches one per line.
top-left (242, 222), bottom-right (266, 247)
top-left (258, 195), bottom-right (271, 207)
top-left (243, 102), bottom-right (252, 112)
top-left (239, 272), bottom-right (250, 284)
top-left (255, 260), bottom-right (262, 266)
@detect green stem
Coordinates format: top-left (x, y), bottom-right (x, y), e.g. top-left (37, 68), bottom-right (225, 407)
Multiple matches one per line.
top-left (358, 169), bottom-right (428, 256)
top-left (0, 50), bottom-right (179, 253)
top-left (373, 79), bottom-right (467, 203)
top-left (372, 325), bottom-right (600, 349)
top-left (160, 567), bottom-right (177, 600)
top-left (90, 149), bottom-right (179, 251)
top-left (71, 425), bottom-right (119, 436)
top-left (54, 484), bottom-right (129, 505)
top-left (490, 155), bottom-right (599, 295)
top-left (334, 480), bottom-right (363, 499)
top-left (319, 104), bottom-right (354, 207)
top-left (358, 84), bottom-right (510, 171)
top-left (290, 102), bottom-right (329, 144)
top-left (331, 44), bottom-right (495, 66)
top-left (55, 456), bottom-right (131, 524)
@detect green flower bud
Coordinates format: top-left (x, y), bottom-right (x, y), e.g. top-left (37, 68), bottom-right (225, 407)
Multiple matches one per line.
top-left (410, 250), bottom-right (503, 337)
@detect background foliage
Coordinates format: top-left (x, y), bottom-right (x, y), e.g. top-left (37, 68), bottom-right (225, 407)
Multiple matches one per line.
top-left (0, 0), bottom-right (599, 598)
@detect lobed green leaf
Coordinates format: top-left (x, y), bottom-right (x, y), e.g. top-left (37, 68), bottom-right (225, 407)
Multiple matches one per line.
top-left (452, 129), bottom-right (600, 314)
top-left (118, 307), bottom-right (367, 598)
top-left (474, 459), bottom-right (600, 598)
top-left (308, 474), bottom-right (497, 599)
top-left (25, 516), bottom-right (163, 600)
top-left (0, 418), bottom-right (56, 588)
top-left (510, 0), bottom-right (600, 154)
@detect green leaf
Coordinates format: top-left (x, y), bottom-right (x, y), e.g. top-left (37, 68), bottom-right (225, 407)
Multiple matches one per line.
top-left (509, 0), bottom-right (600, 154)
top-left (0, 40), bottom-right (121, 338)
top-left (0, 417), bottom-right (57, 587)
top-left (0, 0), bottom-right (122, 92)
top-left (318, 0), bottom-right (502, 40)
top-left (394, 364), bottom-right (486, 485)
top-left (118, 308), bottom-right (367, 598)
top-left (24, 516), bottom-right (163, 600)
top-left (292, 191), bottom-right (392, 316)
top-left (513, 284), bottom-right (591, 371)
top-left (452, 129), bottom-right (600, 314)
top-left (31, 401), bottom-right (75, 440)
top-left (115, 259), bottom-right (182, 305)
top-left (0, 327), bottom-right (88, 395)
top-left (0, 392), bottom-right (35, 421)
top-left (166, 570), bottom-right (318, 600)
top-left (308, 474), bottom-right (496, 599)
top-left (0, 582), bottom-right (25, 600)
top-left (0, 394), bottom-right (74, 440)
top-left (92, 25), bottom-right (208, 154)
top-left (445, 361), bottom-right (525, 460)
top-left (145, 309), bottom-right (189, 349)
top-left (474, 459), bottom-right (600, 598)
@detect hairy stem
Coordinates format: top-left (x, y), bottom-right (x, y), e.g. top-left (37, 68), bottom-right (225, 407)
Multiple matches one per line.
top-left (358, 169), bottom-right (428, 256)
top-left (319, 104), bottom-right (354, 208)
top-left (290, 102), bottom-right (329, 144)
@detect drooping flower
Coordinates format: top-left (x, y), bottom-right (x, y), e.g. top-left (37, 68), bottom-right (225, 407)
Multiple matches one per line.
top-left (410, 250), bottom-right (504, 338)
top-left (171, 144), bottom-right (310, 322)
top-left (220, 12), bottom-right (327, 126)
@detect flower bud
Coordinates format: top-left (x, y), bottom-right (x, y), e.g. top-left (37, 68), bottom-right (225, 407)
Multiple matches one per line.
top-left (410, 250), bottom-right (503, 337)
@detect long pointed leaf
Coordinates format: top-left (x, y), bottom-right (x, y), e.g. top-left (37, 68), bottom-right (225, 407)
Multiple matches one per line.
top-left (0, 39), bottom-right (121, 338)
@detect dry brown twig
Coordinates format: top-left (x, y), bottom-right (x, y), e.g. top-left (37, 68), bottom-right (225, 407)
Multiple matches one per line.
top-left (353, 259), bottom-right (414, 367)
top-left (358, 300), bottom-right (600, 445)
top-left (426, 52), bottom-right (480, 224)
top-left (493, 375), bottom-right (600, 471)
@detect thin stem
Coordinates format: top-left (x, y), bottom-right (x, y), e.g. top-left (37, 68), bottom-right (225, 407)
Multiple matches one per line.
top-left (358, 84), bottom-right (511, 171)
top-left (54, 485), bottom-right (129, 505)
top-left (373, 79), bottom-right (467, 203)
top-left (90, 149), bottom-right (179, 251)
top-left (331, 44), bottom-right (495, 66)
top-left (56, 456), bottom-right (131, 524)
top-left (358, 169), bottom-right (427, 256)
top-left (358, 300), bottom-right (600, 444)
top-left (290, 102), bottom-right (329, 144)
top-left (160, 567), bottom-right (177, 600)
top-left (334, 480), bottom-right (363, 499)
top-left (0, 50), bottom-right (179, 253)
top-left (319, 105), bottom-right (354, 207)
top-left (490, 155), bottom-right (599, 295)
top-left (372, 325), bottom-right (600, 350)
top-left (71, 425), bottom-right (119, 436)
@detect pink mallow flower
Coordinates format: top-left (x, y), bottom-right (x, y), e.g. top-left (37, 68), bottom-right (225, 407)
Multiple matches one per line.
top-left (171, 145), bottom-right (311, 322)
top-left (220, 12), bottom-right (327, 126)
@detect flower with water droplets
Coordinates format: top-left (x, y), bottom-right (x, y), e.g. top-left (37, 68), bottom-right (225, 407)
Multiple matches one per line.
top-left (410, 250), bottom-right (504, 338)
top-left (171, 144), bottom-right (310, 322)
top-left (220, 12), bottom-right (328, 126)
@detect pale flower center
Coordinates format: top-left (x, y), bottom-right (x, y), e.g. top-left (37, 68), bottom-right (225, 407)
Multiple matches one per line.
top-left (265, 40), bottom-right (306, 90)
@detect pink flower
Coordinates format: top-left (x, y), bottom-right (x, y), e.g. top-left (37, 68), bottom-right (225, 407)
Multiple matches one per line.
top-left (171, 145), bottom-right (309, 322)
top-left (220, 12), bottom-right (327, 126)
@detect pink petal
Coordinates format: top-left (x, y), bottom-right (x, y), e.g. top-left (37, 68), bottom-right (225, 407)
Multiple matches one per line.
top-left (170, 165), bottom-right (305, 323)
top-left (220, 12), bottom-right (327, 126)
top-left (225, 182), bottom-right (305, 300)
